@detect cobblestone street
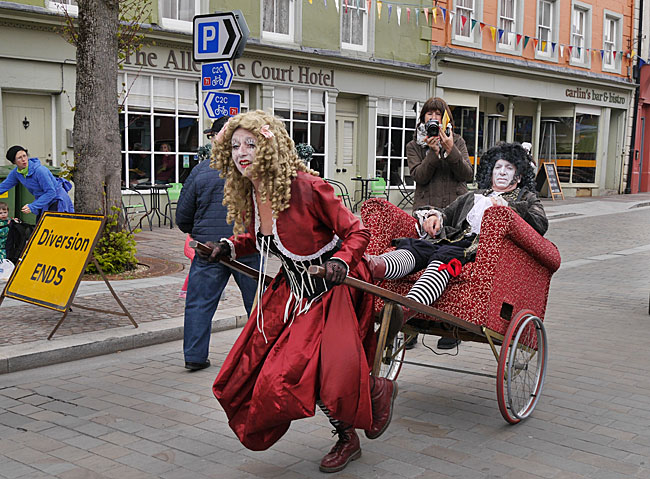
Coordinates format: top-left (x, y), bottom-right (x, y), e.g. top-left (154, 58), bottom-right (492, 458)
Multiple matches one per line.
top-left (1, 196), bottom-right (650, 478)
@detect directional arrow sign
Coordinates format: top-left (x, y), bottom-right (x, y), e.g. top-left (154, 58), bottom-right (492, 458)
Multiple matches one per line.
top-left (201, 61), bottom-right (234, 91)
top-left (203, 92), bottom-right (241, 119)
top-left (193, 12), bottom-right (243, 62)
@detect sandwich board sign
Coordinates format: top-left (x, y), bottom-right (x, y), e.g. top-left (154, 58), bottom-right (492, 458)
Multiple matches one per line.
top-left (0, 212), bottom-right (138, 339)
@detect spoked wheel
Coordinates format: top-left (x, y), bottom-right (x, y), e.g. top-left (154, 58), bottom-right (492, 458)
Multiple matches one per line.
top-left (497, 310), bottom-right (548, 424)
top-left (372, 302), bottom-right (405, 380)
top-left (377, 331), bottom-right (406, 380)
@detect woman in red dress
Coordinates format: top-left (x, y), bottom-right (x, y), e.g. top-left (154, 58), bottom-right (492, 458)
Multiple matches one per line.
top-left (201, 110), bottom-right (397, 473)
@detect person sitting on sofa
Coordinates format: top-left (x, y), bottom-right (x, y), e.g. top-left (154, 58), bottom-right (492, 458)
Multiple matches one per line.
top-left (366, 142), bottom-right (548, 344)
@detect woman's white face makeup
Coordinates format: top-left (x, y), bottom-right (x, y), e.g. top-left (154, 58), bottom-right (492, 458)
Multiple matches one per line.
top-left (231, 128), bottom-right (257, 178)
top-left (492, 159), bottom-right (519, 192)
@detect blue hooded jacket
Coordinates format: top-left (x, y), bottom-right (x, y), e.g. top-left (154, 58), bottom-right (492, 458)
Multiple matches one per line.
top-left (0, 158), bottom-right (74, 215)
top-left (175, 160), bottom-right (234, 243)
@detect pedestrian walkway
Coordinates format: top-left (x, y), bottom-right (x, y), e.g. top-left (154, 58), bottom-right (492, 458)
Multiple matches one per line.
top-left (1, 192), bottom-right (650, 374)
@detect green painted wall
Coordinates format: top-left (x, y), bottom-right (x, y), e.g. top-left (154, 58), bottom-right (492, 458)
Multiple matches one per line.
top-left (374, 8), bottom-right (430, 65)
top-left (211, 0), bottom-right (260, 39)
top-left (301, 1), bottom-right (340, 50)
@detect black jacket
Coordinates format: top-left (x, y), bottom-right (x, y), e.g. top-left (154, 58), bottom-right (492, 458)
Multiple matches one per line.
top-left (175, 160), bottom-right (234, 243)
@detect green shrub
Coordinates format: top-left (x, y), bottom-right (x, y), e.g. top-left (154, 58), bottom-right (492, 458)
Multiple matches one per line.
top-left (85, 207), bottom-right (139, 274)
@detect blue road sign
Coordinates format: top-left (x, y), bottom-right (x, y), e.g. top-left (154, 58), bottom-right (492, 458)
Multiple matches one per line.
top-left (203, 92), bottom-right (241, 119)
top-left (201, 61), bottom-right (234, 91)
top-left (193, 12), bottom-right (242, 62)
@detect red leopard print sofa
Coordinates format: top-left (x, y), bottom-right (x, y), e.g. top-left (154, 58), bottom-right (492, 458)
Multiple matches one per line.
top-left (360, 198), bottom-right (561, 337)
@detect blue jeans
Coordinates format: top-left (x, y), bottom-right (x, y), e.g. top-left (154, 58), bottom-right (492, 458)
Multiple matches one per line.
top-left (183, 254), bottom-right (260, 363)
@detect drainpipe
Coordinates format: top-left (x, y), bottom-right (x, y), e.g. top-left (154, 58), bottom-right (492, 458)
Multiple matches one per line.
top-left (624, 0), bottom-right (644, 193)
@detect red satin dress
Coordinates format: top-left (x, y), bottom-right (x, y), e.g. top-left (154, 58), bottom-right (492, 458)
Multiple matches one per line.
top-left (213, 173), bottom-right (376, 451)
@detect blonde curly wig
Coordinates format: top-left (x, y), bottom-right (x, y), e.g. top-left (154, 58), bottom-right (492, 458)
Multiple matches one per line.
top-left (211, 110), bottom-right (318, 236)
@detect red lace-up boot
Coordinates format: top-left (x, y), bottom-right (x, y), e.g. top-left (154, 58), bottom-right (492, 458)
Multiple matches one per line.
top-left (319, 425), bottom-right (361, 473)
top-left (364, 376), bottom-right (398, 439)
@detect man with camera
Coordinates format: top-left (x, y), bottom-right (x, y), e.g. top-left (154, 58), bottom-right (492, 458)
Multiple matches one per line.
top-left (404, 97), bottom-right (473, 349)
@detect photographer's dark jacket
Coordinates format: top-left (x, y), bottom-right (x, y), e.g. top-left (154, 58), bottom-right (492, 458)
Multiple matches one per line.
top-left (406, 132), bottom-right (473, 210)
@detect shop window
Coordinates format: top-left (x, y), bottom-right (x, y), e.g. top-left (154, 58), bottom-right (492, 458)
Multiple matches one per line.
top-left (273, 87), bottom-right (326, 176)
top-left (602, 11), bottom-right (622, 72)
top-left (159, 0), bottom-right (202, 32)
top-left (572, 113), bottom-right (598, 183)
top-left (497, 0), bottom-right (519, 52)
top-left (539, 117), bottom-right (574, 183)
top-left (535, 0), bottom-right (558, 61)
top-left (376, 99), bottom-right (418, 188)
top-left (570, 2), bottom-right (591, 67)
top-left (341, 1), bottom-right (368, 52)
top-left (119, 72), bottom-right (199, 186)
top-left (452, 0), bottom-right (482, 48)
top-left (514, 115), bottom-right (533, 145)
top-left (47, 0), bottom-right (78, 15)
top-left (262, 0), bottom-right (296, 43)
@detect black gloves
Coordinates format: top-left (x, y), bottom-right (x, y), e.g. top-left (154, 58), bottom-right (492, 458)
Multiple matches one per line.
top-left (197, 240), bottom-right (231, 263)
top-left (324, 259), bottom-right (347, 285)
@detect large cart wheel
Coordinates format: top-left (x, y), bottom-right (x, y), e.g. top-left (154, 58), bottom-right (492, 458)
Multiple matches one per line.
top-left (497, 310), bottom-right (548, 424)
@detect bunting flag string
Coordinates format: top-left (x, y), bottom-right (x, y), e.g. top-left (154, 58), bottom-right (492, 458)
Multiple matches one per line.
top-left (305, 0), bottom-right (639, 65)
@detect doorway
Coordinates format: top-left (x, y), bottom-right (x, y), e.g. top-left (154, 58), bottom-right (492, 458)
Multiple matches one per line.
top-left (333, 115), bottom-right (358, 197)
top-left (2, 93), bottom-right (53, 165)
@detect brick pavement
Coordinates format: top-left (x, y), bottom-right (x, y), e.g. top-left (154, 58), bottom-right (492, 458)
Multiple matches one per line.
top-left (0, 193), bottom-right (650, 477)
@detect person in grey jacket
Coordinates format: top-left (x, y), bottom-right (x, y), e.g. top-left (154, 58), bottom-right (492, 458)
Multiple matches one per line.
top-left (406, 97), bottom-right (474, 210)
top-left (176, 117), bottom-right (260, 371)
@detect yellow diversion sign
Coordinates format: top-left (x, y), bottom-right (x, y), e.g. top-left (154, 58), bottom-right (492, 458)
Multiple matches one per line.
top-left (4, 212), bottom-right (104, 311)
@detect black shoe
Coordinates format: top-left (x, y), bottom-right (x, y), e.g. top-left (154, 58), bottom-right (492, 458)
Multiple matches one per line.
top-left (185, 359), bottom-right (211, 371)
top-left (404, 334), bottom-right (418, 350)
top-left (437, 337), bottom-right (460, 350)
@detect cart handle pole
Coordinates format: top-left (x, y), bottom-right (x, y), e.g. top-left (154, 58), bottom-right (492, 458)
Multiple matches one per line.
top-left (189, 240), bottom-right (273, 286)
top-left (308, 265), bottom-right (482, 335)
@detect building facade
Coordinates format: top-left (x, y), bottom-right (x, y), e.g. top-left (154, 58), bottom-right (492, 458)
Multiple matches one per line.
top-left (0, 0), bottom-right (641, 201)
top-left (0, 0), bottom-right (436, 206)
top-left (431, 0), bottom-right (637, 196)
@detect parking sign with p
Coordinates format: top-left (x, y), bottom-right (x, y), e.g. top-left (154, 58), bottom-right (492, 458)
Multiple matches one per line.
top-left (193, 12), bottom-right (243, 62)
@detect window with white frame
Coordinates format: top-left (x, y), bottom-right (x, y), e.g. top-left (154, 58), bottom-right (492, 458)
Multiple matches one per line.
top-left (570, 3), bottom-right (591, 66)
top-left (262, 0), bottom-right (295, 42)
top-left (602, 12), bottom-right (622, 71)
top-left (455, 0), bottom-right (474, 39)
top-left (273, 87), bottom-right (327, 176)
top-left (375, 99), bottom-right (418, 188)
top-left (498, 0), bottom-right (517, 50)
top-left (536, 0), bottom-right (556, 58)
top-left (47, 0), bottom-right (78, 15)
top-left (159, 0), bottom-right (201, 32)
top-left (118, 72), bottom-right (201, 186)
top-left (341, 0), bottom-right (368, 51)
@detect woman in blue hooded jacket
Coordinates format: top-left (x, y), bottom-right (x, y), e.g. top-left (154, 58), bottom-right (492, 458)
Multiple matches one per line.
top-left (0, 145), bottom-right (73, 219)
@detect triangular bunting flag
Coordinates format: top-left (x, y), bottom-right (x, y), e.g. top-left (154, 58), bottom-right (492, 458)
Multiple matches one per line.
top-left (612, 50), bottom-right (616, 60)
top-left (479, 22), bottom-right (485, 33)
top-left (631, 49), bottom-right (636, 58)
top-left (639, 58), bottom-right (646, 67)
top-left (577, 46), bottom-right (581, 56)
top-left (344, 0), bottom-right (348, 13)
top-left (407, 7), bottom-right (410, 24)
top-left (334, 0), bottom-right (339, 12)
top-left (432, 7), bottom-right (437, 24)
top-left (397, 6), bottom-right (401, 25)
top-left (471, 19), bottom-right (477, 31)
top-left (533, 38), bottom-right (539, 49)
top-left (424, 7), bottom-right (429, 24)
top-left (551, 42), bottom-right (556, 53)
top-left (523, 36), bottom-right (530, 49)
top-left (415, 8), bottom-right (419, 26)
top-left (541, 40), bottom-right (546, 51)
top-left (516, 33), bottom-right (522, 46)
top-left (449, 11), bottom-right (454, 25)
top-left (560, 44), bottom-right (564, 57)
top-left (489, 26), bottom-right (496, 42)
top-left (309, 0), bottom-right (312, 4)
top-left (324, 0), bottom-right (327, 6)
top-left (461, 15), bottom-right (467, 29)
top-left (440, 7), bottom-right (446, 22)
top-left (377, 1), bottom-right (382, 19)
top-left (568, 45), bottom-right (573, 55)
top-left (600, 49), bottom-right (604, 60)
top-left (388, 4), bottom-right (392, 23)
top-left (367, 0), bottom-right (371, 12)
top-left (497, 28), bottom-right (504, 42)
